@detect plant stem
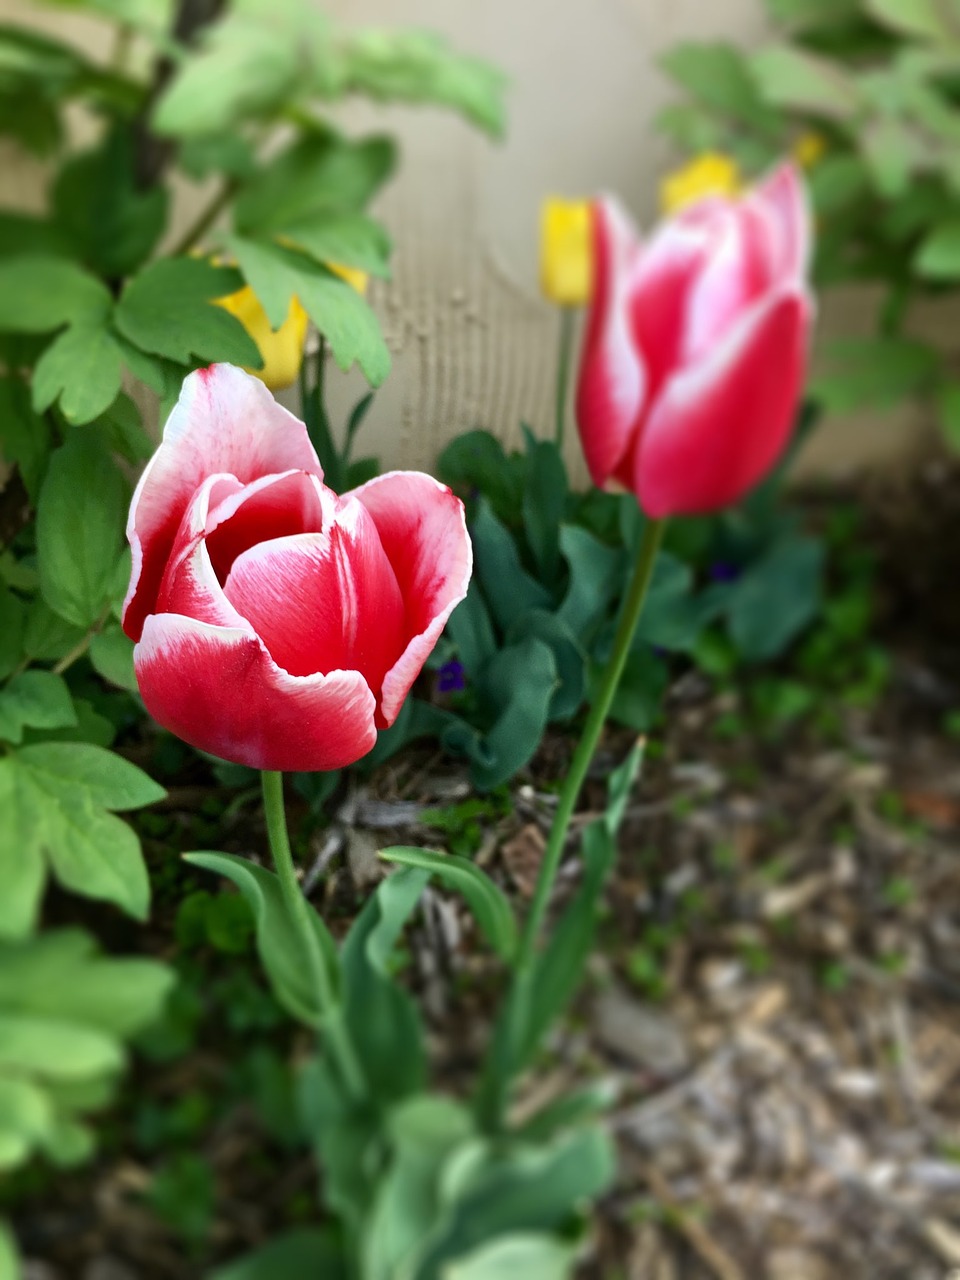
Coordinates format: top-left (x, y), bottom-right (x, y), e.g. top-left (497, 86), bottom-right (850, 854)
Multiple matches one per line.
top-left (260, 771), bottom-right (365, 1102)
top-left (169, 180), bottom-right (238, 257)
top-left (554, 307), bottom-right (575, 450)
top-left (515, 516), bottom-right (666, 970)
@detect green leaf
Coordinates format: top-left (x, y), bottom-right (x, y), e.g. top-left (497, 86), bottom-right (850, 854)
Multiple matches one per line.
top-left (727, 537), bottom-right (823, 661)
top-left (114, 258), bottom-right (261, 368)
top-left (812, 337), bottom-right (939, 412)
top-left (208, 1229), bottom-right (348, 1280)
top-left (15, 743), bottom-right (165, 811)
top-left (31, 321), bottom-right (123, 424)
top-left (0, 1013), bottom-right (122, 1079)
top-left (89, 624), bottom-right (137, 692)
top-left (556, 525), bottom-right (627, 638)
top-left (152, 6), bottom-right (321, 136)
top-left (183, 851), bottom-right (338, 1028)
top-left (660, 41), bottom-right (777, 126)
top-left (36, 430), bottom-right (129, 628)
top-left (0, 745), bottom-right (156, 935)
top-left (474, 637), bottom-right (557, 790)
top-left (437, 429), bottom-right (525, 525)
top-left (363, 1094), bottom-right (475, 1280)
top-left (916, 219), bottom-right (960, 278)
top-left (227, 235), bottom-right (389, 384)
top-left (233, 133), bottom-right (396, 234)
top-left (0, 588), bottom-right (25, 683)
top-left (471, 498), bottom-right (551, 634)
top-left (507, 609), bottom-right (585, 722)
top-left (448, 1234), bottom-right (578, 1280)
top-left (0, 672), bottom-right (75, 745)
top-left (605, 738), bottom-right (645, 835)
top-left (280, 211), bottom-right (391, 277)
top-left (340, 867), bottom-right (430, 1102)
top-left (0, 375), bottom-right (51, 500)
top-left (749, 44), bottom-right (861, 118)
top-left (522, 438), bottom-right (567, 585)
top-left (21, 599), bottom-right (85, 664)
top-left (865, 0), bottom-right (960, 39)
top-left (446, 581), bottom-right (498, 678)
top-left (379, 847), bottom-right (518, 961)
top-left (321, 28), bottom-right (507, 137)
top-left (0, 254), bottom-right (109, 333)
top-left (51, 127), bottom-right (168, 278)
top-left (0, 1220), bottom-right (18, 1280)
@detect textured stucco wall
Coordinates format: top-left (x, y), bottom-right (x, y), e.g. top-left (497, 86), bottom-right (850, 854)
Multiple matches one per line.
top-left (0, 0), bottom-right (935, 480)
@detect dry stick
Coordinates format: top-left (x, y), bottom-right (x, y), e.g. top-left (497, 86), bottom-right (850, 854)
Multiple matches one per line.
top-left (642, 1163), bottom-right (746, 1280)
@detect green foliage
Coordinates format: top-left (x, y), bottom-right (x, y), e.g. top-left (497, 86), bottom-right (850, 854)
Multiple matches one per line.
top-left (0, 928), bottom-right (171, 1173)
top-left (658, 0), bottom-right (960, 445)
top-left (210, 1229), bottom-right (349, 1280)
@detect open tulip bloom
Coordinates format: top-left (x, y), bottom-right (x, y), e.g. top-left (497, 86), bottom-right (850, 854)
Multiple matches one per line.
top-left (122, 363), bottom-right (472, 773)
top-left (576, 163), bottom-right (813, 518)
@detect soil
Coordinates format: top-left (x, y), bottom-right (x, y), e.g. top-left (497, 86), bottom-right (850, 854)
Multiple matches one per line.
top-left (8, 464), bottom-right (960, 1280)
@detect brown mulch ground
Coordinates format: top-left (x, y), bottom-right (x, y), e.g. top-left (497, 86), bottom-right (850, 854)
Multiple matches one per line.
top-left (11, 462), bottom-right (960, 1280)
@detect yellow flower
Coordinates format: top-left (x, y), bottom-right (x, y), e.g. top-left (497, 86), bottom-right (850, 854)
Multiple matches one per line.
top-left (660, 152), bottom-right (742, 214)
top-left (540, 198), bottom-right (593, 306)
top-left (329, 262), bottom-right (369, 296)
top-left (216, 287), bottom-right (308, 391)
top-left (793, 131), bottom-right (826, 170)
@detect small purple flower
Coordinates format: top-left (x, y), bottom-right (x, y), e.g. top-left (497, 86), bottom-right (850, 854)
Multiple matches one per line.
top-left (709, 560), bottom-right (741, 583)
top-left (437, 658), bottom-right (466, 694)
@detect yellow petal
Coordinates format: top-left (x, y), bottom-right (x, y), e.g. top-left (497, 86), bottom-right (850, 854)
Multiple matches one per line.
top-left (792, 131), bottom-right (826, 170)
top-left (216, 287), bottom-right (308, 391)
top-left (660, 152), bottom-right (742, 214)
top-left (540, 198), bottom-right (593, 306)
top-left (328, 263), bottom-right (369, 296)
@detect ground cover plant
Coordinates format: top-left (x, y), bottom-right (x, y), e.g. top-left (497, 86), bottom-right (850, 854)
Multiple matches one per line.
top-left (1, 3), bottom-right (955, 1279)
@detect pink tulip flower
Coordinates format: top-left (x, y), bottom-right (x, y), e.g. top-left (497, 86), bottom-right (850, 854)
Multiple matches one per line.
top-left (576, 164), bottom-right (813, 518)
top-left (122, 364), bottom-right (472, 772)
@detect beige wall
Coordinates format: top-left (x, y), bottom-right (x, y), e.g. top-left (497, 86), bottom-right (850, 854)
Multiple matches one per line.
top-left (0, 0), bottom-right (934, 480)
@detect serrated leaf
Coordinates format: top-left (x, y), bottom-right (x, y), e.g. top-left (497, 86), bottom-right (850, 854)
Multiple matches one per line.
top-left (750, 44), bottom-right (861, 118)
top-left (16, 743), bottom-right (165, 811)
top-left (115, 258), bottom-right (261, 368)
top-left (915, 219), bottom-right (960, 278)
top-left (183, 851), bottom-right (338, 1028)
top-left (36, 430), bottom-right (129, 628)
top-left (280, 211), bottom-right (391, 276)
top-left (0, 374), bottom-right (51, 500)
top-left (812, 336), bottom-right (939, 412)
top-left (0, 671), bottom-right (75, 745)
top-left (31, 321), bottom-right (123, 424)
top-left (660, 41), bottom-right (776, 126)
top-left (228, 235), bottom-right (389, 384)
top-left (380, 847), bottom-right (517, 961)
top-left (0, 254), bottom-right (109, 334)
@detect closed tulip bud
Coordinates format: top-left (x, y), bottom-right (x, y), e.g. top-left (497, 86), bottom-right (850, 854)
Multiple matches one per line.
top-left (576, 164), bottom-right (813, 518)
top-left (122, 365), bottom-right (472, 772)
top-left (540, 198), bottom-right (593, 306)
top-left (660, 152), bottom-right (741, 215)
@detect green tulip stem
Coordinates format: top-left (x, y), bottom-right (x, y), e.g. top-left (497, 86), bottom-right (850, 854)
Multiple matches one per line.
top-left (554, 306), bottom-right (575, 450)
top-left (260, 770), bottom-right (365, 1102)
top-left (515, 516), bottom-right (666, 971)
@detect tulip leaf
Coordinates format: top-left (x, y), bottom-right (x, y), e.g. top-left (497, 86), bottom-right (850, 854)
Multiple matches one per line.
top-left (340, 867), bottom-right (430, 1102)
top-left (446, 581), bottom-right (497, 678)
top-left (227, 234), bottom-right (390, 385)
top-left (556, 525), bottom-right (626, 639)
top-left (0, 253), bottom-right (110, 334)
top-left (522, 438), bottom-right (568, 586)
top-left (208, 1229), bottom-right (349, 1280)
top-left (446, 1234), bottom-right (579, 1280)
top-left (507, 609), bottom-right (585, 722)
top-left (470, 499), bottom-right (552, 634)
top-left (379, 847), bottom-right (518, 962)
top-left (36, 430), bottom-right (128, 629)
top-left (114, 258), bottom-right (262, 369)
top-left (183, 851), bottom-right (339, 1030)
top-left (726, 536), bottom-right (823, 661)
top-left (437, 429), bottom-right (526, 526)
top-left (31, 320), bottom-right (124, 425)
top-left (473, 637), bottom-right (557, 791)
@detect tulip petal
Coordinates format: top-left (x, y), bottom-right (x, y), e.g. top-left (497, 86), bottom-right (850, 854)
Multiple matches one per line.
top-left (135, 613), bottom-right (377, 772)
top-left (575, 197), bottom-right (646, 487)
top-left (222, 497), bottom-right (405, 694)
top-left (349, 471), bottom-right (472, 727)
top-left (681, 207), bottom-right (775, 363)
top-left (748, 163), bottom-right (810, 282)
top-left (124, 364), bottom-right (323, 642)
top-left (636, 289), bottom-right (809, 518)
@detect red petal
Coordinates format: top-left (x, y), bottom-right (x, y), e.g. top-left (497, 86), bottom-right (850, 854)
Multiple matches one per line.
top-left (574, 197), bottom-right (646, 487)
top-left (349, 471), bottom-right (472, 726)
top-left (636, 290), bottom-right (809, 518)
top-left (135, 614), bottom-right (377, 771)
top-left (222, 497), bottom-right (405, 695)
top-left (124, 365), bottom-right (323, 642)
top-left (747, 163), bottom-right (810, 282)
